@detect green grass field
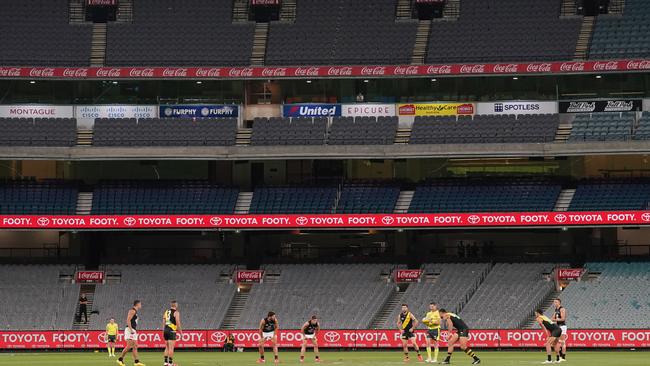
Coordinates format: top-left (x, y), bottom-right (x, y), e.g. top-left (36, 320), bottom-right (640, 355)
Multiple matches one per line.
top-left (0, 351), bottom-right (647, 366)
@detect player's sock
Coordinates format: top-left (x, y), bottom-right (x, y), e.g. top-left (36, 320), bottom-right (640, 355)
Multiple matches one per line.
top-left (426, 346), bottom-right (432, 360)
top-left (260, 355), bottom-right (265, 360)
top-left (434, 348), bottom-right (439, 361)
top-left (556, 355), bottom-right (560, 362)
top-left (118, 357), bottom-right (124, 362)
top-left (464, 348), bottom-right (476, 358)
top-left (164, 356), bottom-right (168, 364)
top-left (169, 357), bottom-right (173, 365)
top-left (300, 356), bottom-right (304, 361)
top-left (547, 355), bottom-right (552, 362)
top-left (274, 355), bottom-right (279, 360)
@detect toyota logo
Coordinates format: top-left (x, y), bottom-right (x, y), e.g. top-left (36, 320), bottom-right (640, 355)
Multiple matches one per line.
top-left (296, 216), bottom-right (309, 226)
top-left (98, 332), bottom-right (107, 343)
top-left (124, 217), bottom-right (136, 226)
top-left (323, 331), bottom-right (340, 343)
top-left (381, 216), bottom-right (394, 225)
top-left (554, 214), bottom-right (567, 223)
top-left (468, 215), bottom-right (480, 224)
top-left (210, 217), bottom-right (223, 226)
top-left (642, 213), bottom-right (650, 222)
top-left (211, 331), bottom-right (227, 343)
top-left (37, 217), bottom-right (50, 226)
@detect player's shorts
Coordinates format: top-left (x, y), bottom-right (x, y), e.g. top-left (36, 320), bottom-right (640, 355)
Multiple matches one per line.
top-left (550, 327), bottom-right (562, 338)
top-left (457, 328), bottom-right (470, 338)
top-left (124, 328), bottom-right (138, 342)
top-left (107, 335), bottom-right (116, 343)
top-left (427, 329), bottom-right (440, 340)
top-left (401, 330), bottom-right (415, 340)
top-left (163, 328), bottom-right (177, 341)
top-left (263, 331), bottom-right (275, 340)
top-left (560, 325), bottom-right (568, 336)
top-left (304, 333), bottom-right (316, 340)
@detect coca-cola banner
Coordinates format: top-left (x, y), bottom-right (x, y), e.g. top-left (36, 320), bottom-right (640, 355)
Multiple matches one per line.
top-left (0, 60), bottom-right (648, 81)
top-left (87, 0), bottom-right (117, 6)
top-left (341, 104), bottom-right (396, 117)
top-left (394, 269), bottom-right (423, 283)
top-left (557, 268), bottom-right (584, 281)
top-left (1, 211), bottom-right (650, 229)
top-left (235, 270), bottom-right (264, 283)
top-left (75, 271), bottom-right (105, 284)
top-left (559, 100), bottom-right (643, 113)
top-left (74, 105), bottom-right (157, 128)
top-left (0, 329), bottom-right (649, 349)
top-left (251, 0), bottom-right (280, 5)
top-left (0, 105), bottom-right (73, 118)
top-left (476, 101), bottom-right (558, 115)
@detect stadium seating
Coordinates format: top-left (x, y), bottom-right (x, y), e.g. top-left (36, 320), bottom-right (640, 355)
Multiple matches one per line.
top-left (250, 118), bottom-right (328, 146)
top-left (0, 179), bottom-right (78, 215)
top-left (91, 180), bottom-right (238, 214)
top-left (410, 114), bottom-right (559, 144)
top-left (632, 112), bottom-right (650, 140)
top-left (105, 0), bottom-right (254, 66)
top-left (337, 182), bottom-right (400, 213)
top-left (569, 178), bottom-right (650, 211)
top-left (328, 117), bottom-right (398, 145)
top-left (425, 0), bottom-right (581, 63)
top-left (0, 118), bottom-right (77, 147)
top-left (92, 118), bottom-right (238, 146)
top-left (461, 263), bottom-right (557, 329)
top-left (555, 262), bottom-right (650, 328)
top-left (589, 0), bottom-right (650, 59)
top-left (379, 263), bottom-right (492, 329)
top-left (249, 186), bottom-right (337, 214)
top-left (569, 113), bottom-right (635, 142)
top-left (408, 178), bottom-right (561, 213)
top-left (237, 264), bottom-right (395, 329)
top-left (265, 0), bottom-right (417, 65)
top-left (90, 265), bottom-right (236, 329)
top-left (0, 265), bottom-right (79, 330)
top-left (0, 0), bottom-right (91, 66)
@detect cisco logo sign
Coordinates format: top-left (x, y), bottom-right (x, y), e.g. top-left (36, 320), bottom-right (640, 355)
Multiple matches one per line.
top-left (478, 101), bottom-right (558, 115)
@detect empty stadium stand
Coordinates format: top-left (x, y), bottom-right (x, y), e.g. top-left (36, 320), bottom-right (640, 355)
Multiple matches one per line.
top-left (249, 186), bottom-right (337, 214)
top-left (93, 118), bottom-right (238, 146)
top-left (425, 0), bottom-right (581, 63)
top-left (250, 118), bottom-right (327, 146)
top-left (589, 0), bottom-right (650, 59)
top-left (329, 117), bottom-right (398, 145)
top-left (410, 114), bottom-right (560, 144)
top-left (408, 178), bottom-right (561, 213)
top-left (265, 0), bottom-right (417, 65)
top-left (90, 265), bottom-right (236, 329)
top-left (236, 264), bottom-right (395, 329)
top-left (569, 113), bottom-right (635, 142)
top-left (633, 112), bottom-right (650, 140)
top-left (0, 179), bottom-right (78, 215)
top-left (337, 182), bottom-right (400, 214)
top-left (0, 118), bottom-right (77, 147)
top-left (0, 0), bottom-right (92, 66)
top-left (91, 180), bottom-right (238, 214)
top-left (0, 265), bottom-right (79, 330)
top-left (569, 178), bottom-right (650, 211)
top-left (105, 0), bottom-right (254, 66)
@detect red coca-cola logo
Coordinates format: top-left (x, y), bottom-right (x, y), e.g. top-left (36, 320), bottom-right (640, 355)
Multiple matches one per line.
top-left (162, 68), bottom-right (187, 77)
top-left (558, 268), bottom-right (583, 279)
top-left (261, 67), bottom-right (287, 77)
top-left (76, 271), bottom-right (105, 282)
top-left (459, 64), bottom-right (486, 74)
top-left (195, 68), bottom-right (222, 77)
top-left (526, 63), bottom-right (553, 73)
top-left (426, 65), bottom-right (453, 74)
top-left (293, 67), bottom-right (320, 77)
top-left (0, 67), bottom-right (22, 77)
top-left (593, 61), bottom-right (619, 71)
top-left (236, 270), bottom-right (264, 282)
top-left (327, 66), bottom-right (353, 76)
top-left (95, 68), bottom-right (122, 77)
top-left (559, 62), bottom-right (585, 72)
top-left (129, 68), bottom-right (155, 77)
top-left (626, 60), bottom-right (650, 70)
top-left (228, 68), bottom-right (254, 77)
top-left (393, 65), bottom-right (419, 75)
top-left (493, 64), bottom-right (519, 73)
top-left (62, 68), bottom-right (88, 77)
top-left (360, 66), bottom-right (386, 76)
top-left (395, 270), bottom-right (422, 282)
top-left (29, 68), bottom-right (55, 77)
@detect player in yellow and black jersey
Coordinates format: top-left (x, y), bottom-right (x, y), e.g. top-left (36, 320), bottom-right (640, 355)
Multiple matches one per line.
top-left (421, 302), bottom-right (441, 363)
top-left (536, 309), bottom-right (564, 364)
top-left (397, 304), bottom-right (423, 362)
top-left (163, 301), bottom-right (182, 366)
top-left (439, 309), bottom-right (480, 365)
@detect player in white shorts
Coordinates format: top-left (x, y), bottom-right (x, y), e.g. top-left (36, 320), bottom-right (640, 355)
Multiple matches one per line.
top-left (552, 298), bottom-right (568, 362)
top-left (258, 312), bottom-right (279, 364)
top-left (300, 316), bottom-right (321, 363)
top-left (117, 300), bottom-right (145, 366)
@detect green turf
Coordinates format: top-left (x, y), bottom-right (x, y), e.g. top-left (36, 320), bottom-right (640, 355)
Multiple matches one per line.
top-left (0, 351), bottom-right (647, 366)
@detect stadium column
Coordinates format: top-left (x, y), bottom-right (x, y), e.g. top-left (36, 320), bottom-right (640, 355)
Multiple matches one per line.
top-left (395, 231), bottom-right (409, 257)
top-left (227, 231), bottom-right (246, 259)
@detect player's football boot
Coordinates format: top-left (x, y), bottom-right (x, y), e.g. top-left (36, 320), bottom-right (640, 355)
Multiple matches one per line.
top-left (417, 354), bottom-right (424, 362)
top-left (472, 359), bottom-right (481, 364)
top-left (116, 360), bottom-right (125, 366)
top-left (134, 362), bottom-right (146, 366)
top-left (256, 359), bottom-right (266, 364)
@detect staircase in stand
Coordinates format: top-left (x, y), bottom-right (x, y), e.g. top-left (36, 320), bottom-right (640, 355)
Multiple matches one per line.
top-left (396, 0), bottom-right (413, 20)
top-left (235, 192), bottom-right (254, 214)
top-left (69, 0), bottom-right (85, 23)
top-left (522, 289), bottom-right (561, 329)
top-left (279, 0), bottom-right (297, 22)
top-left (574, 16), bottom-right (595, 60)
top-left (370, 285), bottom-right (407, 328)
top-left (90, 23), bottom-right (107, 66)
top-left (116, 0), bottom-right (133, 23)
top-left (233, 0), bottom-right (250, 22)
top-left (251, 22), bottom-right (269, 66)
top-left (609, 0), bottom-right (626, 15)
top-left (220, 291), bottom-right (250, 329)
top-left (77, 129), bottom-right (94, 146)
top-left (76, 192), bottom-right (94, 215)
top-left (394, 191), bottom-right (414, 213)
top-left (72, 284), bottom-right (96, 330)
top-left (395, 127), bottom-right (412, 144)
top-left (560, 0), bottom-right (577, 16)
top-left (442, 0), bottom-right (461, 19)
top-left (236, 128), bottom-right (252, 145)
top-left (411, 21), bottom-right (431, 65)
top-left (554, 120), bottom-right (573, 143)
top-left (554, 189), bottom-right (576, 212)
